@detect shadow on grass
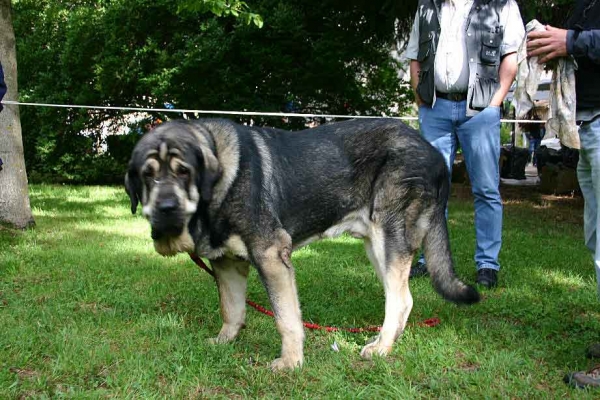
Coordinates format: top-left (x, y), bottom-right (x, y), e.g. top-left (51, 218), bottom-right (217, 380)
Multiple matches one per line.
top-left (0, 225), bottom-right (26, 248)
top-left (457, 182), bottom-right (584, 226)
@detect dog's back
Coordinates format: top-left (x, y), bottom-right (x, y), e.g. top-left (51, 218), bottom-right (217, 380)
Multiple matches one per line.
top-left (213, 118), bottom-right (478, 304)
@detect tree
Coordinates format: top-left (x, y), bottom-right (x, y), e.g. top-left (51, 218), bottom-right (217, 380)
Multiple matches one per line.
top-left (517, 0), bottom-right (575, 28)
top-left (178, 0), bottom-right (263, 27)
top-left (13, 0), bottom-right (412, 184)
top-left (0, 0), bottom-right (34, 229)
top-left (11, 0), bottom-right (575, 185)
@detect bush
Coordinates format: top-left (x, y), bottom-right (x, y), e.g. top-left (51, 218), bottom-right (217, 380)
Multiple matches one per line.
top-left (26, 129), bottom-right (141, 185)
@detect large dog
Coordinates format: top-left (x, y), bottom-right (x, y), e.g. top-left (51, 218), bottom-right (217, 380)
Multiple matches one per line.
top-left (125, 118), bottom-right (479, 370)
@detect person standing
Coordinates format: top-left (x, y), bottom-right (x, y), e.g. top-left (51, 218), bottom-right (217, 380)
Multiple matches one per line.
top-left (406, 0), bottom-right (525, 288)
top-left (528, 0), bottom-right (600, 388)
top-left (523, 110), bottom-right (543, 166)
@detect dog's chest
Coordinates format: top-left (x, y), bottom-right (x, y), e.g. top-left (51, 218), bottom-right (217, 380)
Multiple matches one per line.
top-left (199, 234), bottom-right (250, 261)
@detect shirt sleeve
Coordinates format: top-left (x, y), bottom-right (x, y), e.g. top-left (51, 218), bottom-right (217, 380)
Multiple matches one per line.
top-left (500, 0), bottom-right (525, 56)
top-left (567, 29), bottom-right (600, 64)
top-left (405, 12), bottom-right (420, 61)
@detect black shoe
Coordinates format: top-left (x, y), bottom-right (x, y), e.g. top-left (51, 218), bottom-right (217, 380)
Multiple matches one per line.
top-left (476, 268), bottom-right (498, 288)
top-left (409, 262), bottom-right (428, 278)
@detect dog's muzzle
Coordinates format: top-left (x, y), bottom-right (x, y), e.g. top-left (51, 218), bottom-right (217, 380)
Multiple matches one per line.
top-left (150, 197), bottom-right (185, 239)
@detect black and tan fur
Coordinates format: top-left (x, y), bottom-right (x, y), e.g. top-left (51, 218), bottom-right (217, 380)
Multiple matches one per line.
top-left (125, 118), bottom-right (479, 370)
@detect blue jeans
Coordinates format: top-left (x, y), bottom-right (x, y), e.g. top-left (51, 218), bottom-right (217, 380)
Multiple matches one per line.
top-left (576, 116), bottom-right (600, 297)
top-left (529, 137), bottom-right (541, 165)
top-left (418, 98), bottom-right (503, 271)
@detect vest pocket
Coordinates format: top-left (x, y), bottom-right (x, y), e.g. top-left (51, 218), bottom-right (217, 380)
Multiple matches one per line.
top-left (480, 31), bottom-right (501, 65)
top-left (417, 32), bottom-right (435, 104)
top-left (470, 73), bottom-right (500, 110)
top-left (417, 68), bottom-right (434, 104)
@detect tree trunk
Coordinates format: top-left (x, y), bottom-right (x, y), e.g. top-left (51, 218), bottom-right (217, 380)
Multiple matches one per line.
top-left (0, 0), bottom-right (34, 229)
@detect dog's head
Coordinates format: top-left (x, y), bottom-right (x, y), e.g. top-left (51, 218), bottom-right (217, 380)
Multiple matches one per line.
top-left (125, 121), bottom-right (221, 255)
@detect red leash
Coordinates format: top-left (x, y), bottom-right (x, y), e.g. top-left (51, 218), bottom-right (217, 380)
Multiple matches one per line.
top-left (189, 253), bottom-right (440, 332)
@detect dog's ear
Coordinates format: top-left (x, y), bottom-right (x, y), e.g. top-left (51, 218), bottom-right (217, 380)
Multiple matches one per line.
top-left (124, 164), bottom-right (142, 214)
top-left (197, 146), bottom-right (222, 203)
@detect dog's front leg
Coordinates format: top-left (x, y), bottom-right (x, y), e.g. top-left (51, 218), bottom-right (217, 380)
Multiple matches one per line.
top-left (209, 258), bottom-right (250, 344)
top-left (253, 231), bottom-right (304, 371)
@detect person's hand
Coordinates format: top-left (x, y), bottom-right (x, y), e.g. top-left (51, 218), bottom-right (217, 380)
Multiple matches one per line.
top-left (527, 25), bottom-right (568, 64)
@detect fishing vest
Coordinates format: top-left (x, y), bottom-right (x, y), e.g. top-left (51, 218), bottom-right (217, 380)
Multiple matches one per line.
top-left (415, 0), bottom-right (508, 116)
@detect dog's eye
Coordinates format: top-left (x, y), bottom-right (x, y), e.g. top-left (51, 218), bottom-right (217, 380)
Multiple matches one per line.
top-left (143, 168), bottom-right (154, 178)
top-left (177, 166), bottom-right (190, 177)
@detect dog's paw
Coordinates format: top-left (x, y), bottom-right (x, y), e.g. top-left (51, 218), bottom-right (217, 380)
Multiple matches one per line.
top-left (207, 335), bottom-right (234, 345)
top-left (207, 323), bottom-right (244, 344)
top-left (360, 335), bottom-right (392, 359)
top-left (269, 357), bottom-right (303, 371)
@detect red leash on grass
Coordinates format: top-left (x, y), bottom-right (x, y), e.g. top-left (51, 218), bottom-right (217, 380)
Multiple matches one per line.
top-left (189, 253), bottom-right (440, 332)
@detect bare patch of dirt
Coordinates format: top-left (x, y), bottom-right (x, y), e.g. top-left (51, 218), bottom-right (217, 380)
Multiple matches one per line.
top-left (9, 367), bottom-right (41, 379)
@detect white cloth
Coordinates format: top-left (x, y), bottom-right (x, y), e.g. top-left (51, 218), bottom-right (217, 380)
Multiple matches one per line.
top-left (406, 0), bottom-right (525, 93)
top-left (512, 19), bottom-right (579, 149)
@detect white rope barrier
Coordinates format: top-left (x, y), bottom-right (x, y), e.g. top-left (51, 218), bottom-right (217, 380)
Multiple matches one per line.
top-left (0, 100), bottom-right (547, 124)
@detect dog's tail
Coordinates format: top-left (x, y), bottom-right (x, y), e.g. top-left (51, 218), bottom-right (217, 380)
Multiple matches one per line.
top-left (423, 207), bottom-right (480, 305)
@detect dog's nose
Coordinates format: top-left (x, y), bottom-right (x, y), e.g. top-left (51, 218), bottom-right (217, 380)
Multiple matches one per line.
top-left (157, 198), bottom-right (179, 213)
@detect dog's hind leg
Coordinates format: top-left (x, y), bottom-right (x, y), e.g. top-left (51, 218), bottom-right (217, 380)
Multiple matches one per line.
top-left (209, 258), bottom-right (251, 344)
top-left (252, 230), bottom-right (304, 371)
top-left (361, 225), bottom-right (413, 359)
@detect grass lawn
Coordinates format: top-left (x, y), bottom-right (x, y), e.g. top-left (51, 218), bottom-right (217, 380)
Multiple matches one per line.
top-left (1, 183), bottom-right (599, 398)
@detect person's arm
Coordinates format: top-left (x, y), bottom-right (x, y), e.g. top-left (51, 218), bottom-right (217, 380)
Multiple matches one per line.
top-left (490, 0), bottom-right (522, 107)
top-left (405, 12), bottom-right (422, 106)
top-left (490, 53), bottom-right (518, 107)
top-left (567, 29), bottom-right (600, 64)
top-left (528, 25), bottom-right (600, 64)
top-left (410, 60), bottom-right (424, 106)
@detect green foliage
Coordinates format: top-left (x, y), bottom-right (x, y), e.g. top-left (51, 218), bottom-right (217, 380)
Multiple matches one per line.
top-left (517, 0), bottom-right (577, 27)
top-left (500, 122), bottom-right (513, 146)
top-left (12, 0), bottom-right (575, 184)
top-left (178, 0), bottom-right (263, 27)
top-left (14, 0), bottom-right (414, 184)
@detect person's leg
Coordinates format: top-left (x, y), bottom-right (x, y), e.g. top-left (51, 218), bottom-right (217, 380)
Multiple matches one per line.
top-left (577, 117), bottom-right (600, 298)
top-left (456, 106), bottom-right (502, 287)
top-left (533, 138), bottom-right (541, 166)
top-left (564, 117), bottom-right (600, 389)
top-left (411, 99), bottom-right (458, 277)
top-left (528, 137), bottom-right (535, 164)
top-left (418, 100), bottom-right (459, 172)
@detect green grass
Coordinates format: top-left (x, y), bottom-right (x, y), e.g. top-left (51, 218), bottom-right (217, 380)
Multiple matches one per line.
top-left (0, 184), bottom-right (598, 398)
